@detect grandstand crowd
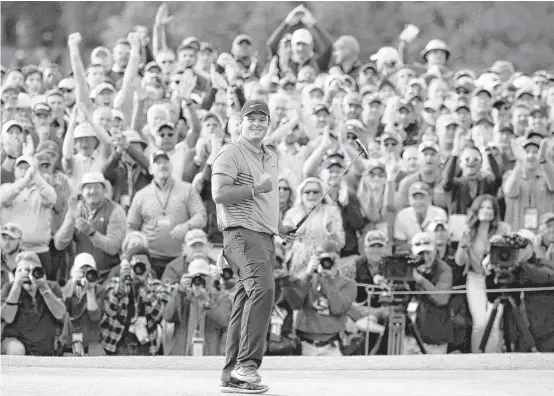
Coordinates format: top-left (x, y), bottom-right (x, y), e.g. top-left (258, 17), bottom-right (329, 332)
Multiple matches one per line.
top-left (2, 4), bottom-right (554, 357)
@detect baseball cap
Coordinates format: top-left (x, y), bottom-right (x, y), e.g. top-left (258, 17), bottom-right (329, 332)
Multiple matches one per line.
top-left (488, 60), bottom-right (514, 76)
top-left (123, 129), bottom-right (147, 147)
top-left (494, 122), bottom-right (514, 135)
top-left (35, 152), bottom-right (51, 166)
top-left (178, 36), bottom-right (200, 52)
top-left (185, 228), bottom-right (209, 246)
top-left (529, 104), bottom-right (547, 117)
top-left (150, 150), bottom-right (170, 164)
top-left (344, 92), bottom-right (362, 107)
top-left (360, 62), bottom-right (377, 74)
top-left (240, 99), bottom-right (270, 117)
top-left (1, 84), bottom-right (18, 95)
top-left (155, 121), bottom-right (175, 134)
top-left (15, 155), bottom-right (34, 167)
top-left (45, 88), bottom-right (63, 99)
top-left (397, 99), bottom-right (413, 112)
top-left (540, 212), bottom-right (554, 225)
top-left (426, 217), bottom-right (449, 232)
top-left (33, 102), bottom-right (51, 115)
top-left (492, 96), bottom-right (511, 109)
top-left (2, 120), bottom-right (25, 135)
top-left (188, 258), bottom-right (211, 276)
top-left (279, 75), bottom-right (296, 88)
top-left (365, 159), bottom-right (385, 174)
top-left (323, 156), bottom-right (345, 169)
top-left (473, 87), bottom-right (492, 97)
top-left (200, 41), bottom-right (215, 52)
top-left (111, 108), bottom-right (125, 121)
top-left (409, 181), bottom-right (430, 197)
top-left (522, 135), bottom-right (542, 149)
top-left (364, 230), bottom-right (388, 247)
top-left (454, 99), bottom-right (470, 112)
top-left (144, 61), bottom-right (161, 73)
top-left (114, 38), bottom-right (131, 47)
top-left (1, 223), bottom-right (23, 240)
top-left (360, 85), bottom-right (376, 97)
top-left (345, 119), bottom-right (365, 133)
top-left (418, 140), bottom-right (440, 153)
top-left (291, 28), bottom-right (313, 45)
top-left (454, 69), bottom-right (477, 82)
top-left (233, 34), bottom-right (252, 47)
top-left (455, 77), bottom-right (474, 92)
top-left (515, 87), bottom-right (534, 100)
top-left (17, 92), bottom-right (32, 108)
top-left (58, 77), bottom-right (75, 91)
top-left (380, 129), bottom-right (401, 144)
top-left (36, 140), bottom-right (59, 156)
top-left (411, 232), bottom-right (436, 256)
top-left (474, 112), bottom-right (494, 126)
top-left (90, 82), bottom-right (116, 99)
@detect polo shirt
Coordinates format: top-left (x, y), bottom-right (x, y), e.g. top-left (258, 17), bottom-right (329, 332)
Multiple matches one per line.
top-left (212, 135), bottom-right (279, 235)
top-left (393, 205), bottom-right (448, 243)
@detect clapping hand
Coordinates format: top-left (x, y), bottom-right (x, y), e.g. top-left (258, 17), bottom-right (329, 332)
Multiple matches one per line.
top-left (75, 218), bottom-right (95, 236)
top-left (155, 3), bottom-right (174, 26)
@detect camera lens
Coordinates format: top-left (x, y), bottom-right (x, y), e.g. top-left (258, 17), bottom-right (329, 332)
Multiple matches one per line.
top-left (133, 262), bottom-right (147, 276)
top-left (31, 267), bottom-right (45, 279)
top-left (221, 268), bottom-right (233, 281)
top-left (85, 269), bottom-right (99, 282)
top-left (320, 258), bottom-right (334, 270)
top-left (192, 275), bottom-right (206, 287)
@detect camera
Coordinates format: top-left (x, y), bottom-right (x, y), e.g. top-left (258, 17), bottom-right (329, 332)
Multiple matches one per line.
top-left (318, 253), bottom-right (335, 271)
top-left (132, 262), bottom-right (147, 276)
top-left (489, 234), bottom-right (529, 284)
top-left (81, 268), bottom-right (99, 285)
top-left (381, 254), bottom-right (424, 282)
top-left (30, 266), bottom-right (45, 279)
top-left (192, 275), bottom-right (206, 288)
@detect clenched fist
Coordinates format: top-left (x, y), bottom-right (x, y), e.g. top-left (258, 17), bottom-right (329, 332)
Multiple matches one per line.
top-left (253, 173), bottom-right (273, 195)
top-left (68, 33), bottom-right (82, 49)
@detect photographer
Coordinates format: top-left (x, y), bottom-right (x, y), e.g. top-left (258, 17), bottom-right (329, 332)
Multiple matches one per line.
top-left (287, 241), bottom-right (357, 356)
top-left (265, 243), bottom-right (301, 356)
top-left (61, 253), bottom-right (103, 356)
top-left (1, 252), bottom-right (66, 356)
top-left (1, 223), bottom-right (23, 286)
top-left (407, 232), bottom-right (453, 354)
top-left (162, 258), bottom-right (232, 356)
top-left (99, 246), bottom-right (170, 356)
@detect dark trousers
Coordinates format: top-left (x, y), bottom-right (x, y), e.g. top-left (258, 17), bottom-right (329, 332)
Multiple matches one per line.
top-left (221, 227), bottom-right (276, 380)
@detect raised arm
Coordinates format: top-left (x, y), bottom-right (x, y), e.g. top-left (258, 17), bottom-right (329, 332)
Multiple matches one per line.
top-left (67, 33), bottom-right (94, 112)
top-left (116, 32), bottom-right (142, 124)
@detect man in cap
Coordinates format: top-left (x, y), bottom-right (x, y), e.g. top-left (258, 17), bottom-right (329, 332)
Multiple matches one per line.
top-left (212, 99), bottom-right (296, 392)
top-left (488, 60), bottom-right (515, 84)
top-left (394, 182), bottom-right (447, 253)
top-left (58, 76), bottom-right (76, 111)
top-left (107, 38), bottom-right (131, 86)
top-left (331, 35), bottom-right (362, 81)
top-left (1, 120), bottom-right (27, 185)
top-left (99, 245), bottom-right (171, 356)
top-left (31, 103), bottom-right (55, 142)
top-left (162, 257), bottom-right (232, 356)
top-left (1, 223), bottom-right (24, 286)
top-left (528, 104), bottom-right (549, 137)
top-left (127, 150), bottom-right (207, 278)
top-left (1, 156), bottom-right (57, 274)
top-left (343, 92), bottom-right (363, 121)
top-left (491, 122), bottom-right (517, 173)
top-left (503, 134), bottom-right (554, 232)
top-left (491, 96), bottom-right (512, 125)
top-left (397, 140), bottom-right (447, 211)
top-left (511, 102), bottom-right (531, 137)
top-left (405, 231), bottom-right (453, 354)
top-left (231, 34), bottom-right (262, 79)
top-left (54, 171), bottom-right (126, 283)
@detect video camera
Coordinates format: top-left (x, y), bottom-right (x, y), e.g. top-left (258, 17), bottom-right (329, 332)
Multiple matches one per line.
top-left (489, 234), bottom-right (529, 284)
top-left (381, 254), bottom-right (424, 282)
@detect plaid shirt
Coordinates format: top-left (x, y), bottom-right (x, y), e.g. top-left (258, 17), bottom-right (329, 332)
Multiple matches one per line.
top-left (99, 275), bottom-right (171, 354)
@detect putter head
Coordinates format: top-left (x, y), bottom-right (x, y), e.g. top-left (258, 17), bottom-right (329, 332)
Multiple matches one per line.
top-left (354, 138), bottom-right (369, 158)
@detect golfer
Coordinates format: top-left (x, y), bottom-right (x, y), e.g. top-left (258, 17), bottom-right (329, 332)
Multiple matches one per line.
top-left (212, 99), bottom-right (296, 394)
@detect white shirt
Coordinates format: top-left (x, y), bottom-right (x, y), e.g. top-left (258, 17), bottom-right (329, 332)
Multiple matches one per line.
top-left (394, 205), bottom-right (448, 242)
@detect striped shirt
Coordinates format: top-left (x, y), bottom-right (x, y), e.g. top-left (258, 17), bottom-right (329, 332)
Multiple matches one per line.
top-left (212, 135), bottom-right (279, 235)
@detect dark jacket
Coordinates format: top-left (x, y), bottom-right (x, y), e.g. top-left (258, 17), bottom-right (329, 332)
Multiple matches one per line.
top-left (338, 193), bottom-right (367, 258)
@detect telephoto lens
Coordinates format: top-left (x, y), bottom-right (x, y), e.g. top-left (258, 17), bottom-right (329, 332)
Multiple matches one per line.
top-left (31, 267), bottom-right (45, 279)
top-left (133, 262), bottom-right (147, 276)
top-left (221, 268), bottom-right (234, 281)
top-left (192, 275), bottom-right (206, 287)
top-left (85, 268), bottom-right (99, 282)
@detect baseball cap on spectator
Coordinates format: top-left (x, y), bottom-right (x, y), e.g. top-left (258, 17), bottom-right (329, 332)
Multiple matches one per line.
top-left (185, 228), bottom-right (209, 246)
top-left (411, 232), bottom-right (436, 255)
top-left (188, 258), bottom-right (211, 276)
top-left (233, 34), bottom-right (253, 47)
top-left (453, 69), bottom-right (477, 81)
top-left (541, 212), bottom-right (554, 226)
top-left (360, 62), bottom-right (378, 74)
top-left (155, 121), bottom-right (175, 135)
top-left (16, 92), bottom-right (32, 109)
top-left (525, 128), bottom-right (545, 139)
top-left (36, 140), bottom-right (59, 156)
top-left (381, 127), bottom-right (401, 144)
top-left (487, 60), bottom-right (515, 76)
top-left (397, 98), bottom-right (413, 112)
top-left (494, 122), bottom-right (514, 135)
top-left (144, 61), bottom-right (162, 74)
top-left (522, 135), bottom-right (542, 149)
top-left (279, 75), bottom-right (296, 89)
top-left (473, 87), bottom-right (492, 98)
top-left (178, 36), bottom-right (200, 52)
top-left (45, 89), bottom-right (63, 99)
top-left (323, 149), bottom-right (345, 162)
top-left (426, 217), bottom-right (449, 232)
top-left (345, 119), bottom-right (365, 133)
top-left (445, 115), bottom-right (460, 128)
top-left (304, 83), bottom-right (323, 96)
top-left (150, 149), bottom-right (170, 164)
top-left (240, 99), bottom-right (270, 117)
top-left (200, 41), bottom-right (215, 52)
top-left (420, 39), bottom-right (451, 62)
top-left (1, 223), bottom-right (23, 240)
top-left (15, 155), bottom-right (34, 167)
top-left (529, 104), bottom-right (547, 117)
top-left (35, 152), bottom-right (51, 166)
top-left (371, 46), bottom-right (399, 64)
top-left (513, 229), bottom-right (537, 245)
top-left (474, 112), bottom-right (493, 126)
top-left (360, 85), bottom-right (376, 97)
top-left (111, 108), bottom-right (125, 121)
top-left (2, 120), bottom-right (25, 135)
top-left (127, 245), bottom-right (151, 261)
top-left (123, 129), bottom-right (147, 148)
top-left (364, 230), bottom-right (388, 247)
top-left (313, 102), bottom-right (330, 115)
top-left (73, 253), bottom-right (97, 274)
top-left (291, 28), bottom-right (313, 46)
top-left (323, 154), bottom-right (345, 169)
top-left (113, 38), bottom-right (131, 48)
top-left (79, 171), bottom-right (109, 191)
top-left (58, 77), bottom-right (75, 91)
top-left (454, 99), bottom-right (470, 112)
top-left (90, 82), bottom-right (116, 99)
top-left (418, 140), bottom-right (440, 154)
top-left (492, 96), bottom-right (511, 109)
top-left (73, 122), bottom-right (98, 141)
top-left (455, 77), bottom-right (474, 92)
top-left (365, 159), bottom-right (385, 173)
top-left (408, 78), bottom-right (427, 90)
top-left (409, 181), bottom-right (430, 197)
top-left (33, 102), bottom-right (51, 116)
top-left (365, 93), bottom-right (382, 105)
top-left (1, 85), bottom-right (18, 96)
top-left (423, 100), bottom-right (441, 112)
top-left (514, 87), bottom-right (534, 100)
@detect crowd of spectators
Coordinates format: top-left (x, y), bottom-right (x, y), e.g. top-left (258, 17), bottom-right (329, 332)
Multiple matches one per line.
top-left (2, 4), bottom-right (554, 357)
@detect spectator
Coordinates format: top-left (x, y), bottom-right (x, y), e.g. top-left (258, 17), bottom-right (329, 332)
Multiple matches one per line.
top-left (61, 253), bottom-right (103, 356)
top-left (127, 150), bottom-right (207, 278)
top-left (1, 223), bottom-right (23, 286)
top-left (99, 246), bottom-right (170, 356)
top-left (278, 177), bottom-right (294, 220)
top-left (287, 241), bottom-right (357, 356)
top-left (1, 251), bottom-right (66, 355)
top-left (162, 258), bottom-right (232, 356)
top-left (1, 155), bottom-right (57, 272)
top-left (283, 177), bottom-right (345, 276)
top-left (393, 181), bottom-right (447, 253)
top-left (54, 172), bottom-right (126, 283)
top-left (1, 120), bottom-right (26, 184)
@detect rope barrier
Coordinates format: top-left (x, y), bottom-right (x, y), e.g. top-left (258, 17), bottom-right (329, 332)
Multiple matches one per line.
top-left (354, 283), bottom-right (554, 296)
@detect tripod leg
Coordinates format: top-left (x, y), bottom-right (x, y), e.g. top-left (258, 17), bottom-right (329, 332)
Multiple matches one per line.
top-left (387, 313), bottom-right (405, 355)
top-left (478, 297), bottom-right (502, 353)
top-left (505, 296), bottom-right (538, 352)
top-left (502, 300), bottom-right (513, 352)
top-left (406, 314), bottom-right (427, 354)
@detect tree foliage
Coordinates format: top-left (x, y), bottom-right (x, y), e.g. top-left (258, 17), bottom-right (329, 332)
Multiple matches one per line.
top-left (2, 2), bottom-right (554, 73)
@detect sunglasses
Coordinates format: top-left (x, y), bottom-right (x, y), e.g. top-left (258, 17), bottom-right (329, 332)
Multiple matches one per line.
top-left (303, 190), bottom-right (321, 195)
top-left (158, 132), bottom-right (174, 138)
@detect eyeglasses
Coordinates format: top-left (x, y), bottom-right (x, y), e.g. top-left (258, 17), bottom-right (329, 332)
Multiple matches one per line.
top-left (303, 190), bottom-right (321, 195)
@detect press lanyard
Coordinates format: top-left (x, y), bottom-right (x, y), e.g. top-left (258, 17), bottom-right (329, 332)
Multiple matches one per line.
top-left (154, 182), bottom-right (174, 216)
